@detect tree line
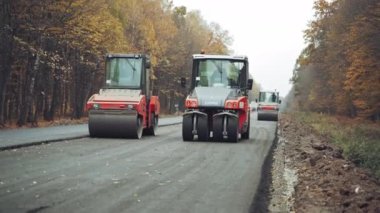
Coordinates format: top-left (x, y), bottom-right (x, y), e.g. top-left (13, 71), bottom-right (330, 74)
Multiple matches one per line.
top-left (290, 0), bottom-right (380, 120)
top-left (0, 0), bottom-right (233, 127)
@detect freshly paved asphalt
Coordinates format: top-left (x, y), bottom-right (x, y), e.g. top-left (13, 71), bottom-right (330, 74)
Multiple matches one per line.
top-left (0, 117), bottom-right (182, 150)
top-left (0, 114), bottom-right (277, 213)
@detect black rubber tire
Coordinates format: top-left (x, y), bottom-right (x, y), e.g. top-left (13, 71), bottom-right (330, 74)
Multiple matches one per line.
top-left (197, 115), bottom-right (209, 141)
top-left (182, 115), bottom-right (194, 141)
top-left (227, 116), bottom-right (239, 143)
top-left (144, 113), bottom-right (158, 136)
top-left (242, 114), bottom-right (250, 140)
top-left (212, 116), bottom-right (224, 142)
top-left (135, 116), bottom-right (143, 139)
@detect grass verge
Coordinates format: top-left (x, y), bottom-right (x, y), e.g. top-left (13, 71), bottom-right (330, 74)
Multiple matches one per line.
top-left (293, 112), bottom-right (380, 178)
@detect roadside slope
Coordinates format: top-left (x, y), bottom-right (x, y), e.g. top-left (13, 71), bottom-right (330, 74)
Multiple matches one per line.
top-left (269, 114), bottom-right (380, 212)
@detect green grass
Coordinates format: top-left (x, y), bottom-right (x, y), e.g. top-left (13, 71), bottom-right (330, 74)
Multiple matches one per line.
top-left (293, 112), bottom-right (380, 178)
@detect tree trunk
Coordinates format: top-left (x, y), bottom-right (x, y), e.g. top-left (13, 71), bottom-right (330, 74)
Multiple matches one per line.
top-left (0, 0), bottom-right (13, 126)
top-left (17, 53), bottom-right (40, 126)
top-left (0, 71), bottom-right (9, 126)
top-left (49, 70), bottom-right (61, 121)
top-left (71, 50), bottom-right (82, 119)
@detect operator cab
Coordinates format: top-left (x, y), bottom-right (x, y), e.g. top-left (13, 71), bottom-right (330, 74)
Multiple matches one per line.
top-left (258, 91), bottom-right (280, 103)
top-left (104, 54), bottom-right (151, 95)
top-left (191, 54), bottom-right (251, 94)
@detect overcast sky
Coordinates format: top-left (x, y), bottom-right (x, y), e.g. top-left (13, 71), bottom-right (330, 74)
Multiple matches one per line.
top-left (173, 0), bottom-right (315, 96)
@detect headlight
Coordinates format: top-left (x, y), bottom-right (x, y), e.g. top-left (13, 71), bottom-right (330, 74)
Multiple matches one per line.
top-left (225, 100), bottom-right (239, 109)
top-left (185, 99), bottom-right (198, 108)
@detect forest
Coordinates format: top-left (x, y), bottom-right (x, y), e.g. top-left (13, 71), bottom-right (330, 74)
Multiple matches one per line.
top-left (0, 0), bottom-right (236, 127)
top-left (290, 0), bottom-right (380, 120)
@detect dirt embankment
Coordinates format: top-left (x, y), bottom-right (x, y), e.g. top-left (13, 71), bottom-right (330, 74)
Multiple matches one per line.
top-left (270, 114), bottom-right (380, 212)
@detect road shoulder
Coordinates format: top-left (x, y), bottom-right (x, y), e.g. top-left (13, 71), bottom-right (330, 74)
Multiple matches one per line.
top-left (269, 114), bottom-right (380, 212)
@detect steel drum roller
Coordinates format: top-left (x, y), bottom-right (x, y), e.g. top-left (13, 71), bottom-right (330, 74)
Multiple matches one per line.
top-left (89, 110), bottom-right (143, 138)
top-left (257, 112), bottom-right (278, 121)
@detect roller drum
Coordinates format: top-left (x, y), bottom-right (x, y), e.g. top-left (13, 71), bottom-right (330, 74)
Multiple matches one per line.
top-left (257, 111), bottom-right (278, 121)
top-left (89, 110), bottom-right (142, 138)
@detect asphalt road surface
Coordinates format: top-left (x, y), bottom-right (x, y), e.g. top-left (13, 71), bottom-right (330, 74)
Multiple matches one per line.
top-left (0, 116), bottom-right (277, 213)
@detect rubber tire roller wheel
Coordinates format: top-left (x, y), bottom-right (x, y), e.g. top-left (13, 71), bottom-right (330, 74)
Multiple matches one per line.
top-left (144, 113), bottom-right (158, 136)
top-left (212, 116), bottom-right (224, 142)
top-left (135, 117), bottom-right (143, 139)
top-left (197, 115), bottom-right (209, 141)
top-left (227, 116), bottom-right (239, 143)
top-left (182, 115), bottom-right (194, 141)
top-left (241, 115), bottom-right (250, 140)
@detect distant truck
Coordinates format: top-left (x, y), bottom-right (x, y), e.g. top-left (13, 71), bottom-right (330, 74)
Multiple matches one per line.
top-left (256, 90), bottom-right (280, 121)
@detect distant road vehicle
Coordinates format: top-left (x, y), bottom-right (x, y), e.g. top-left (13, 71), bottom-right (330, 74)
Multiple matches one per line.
top-left (250, 101), bottom-right (258, 111)
top-left (257, 91), bottom-right (280, 121)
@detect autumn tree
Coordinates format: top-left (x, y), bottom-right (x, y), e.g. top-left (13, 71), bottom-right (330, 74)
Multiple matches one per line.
top-left (291, 0), bottom-right (380, 120)
top-left (0, 0), bottom-right (13, 126)
top-left (0, 0), bottom-right (236, 126)
top-left (344, 1), bottom-right (380, 119)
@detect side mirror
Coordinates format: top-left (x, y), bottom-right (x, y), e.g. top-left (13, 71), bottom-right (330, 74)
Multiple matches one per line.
top-left (279, 100), bottom-right (282, 104)
top-left (180, 77), bottom-right (186, 88)
top-left (247, 79), bottom-right (253, 90)
top-left (145, 57), bottom-right (151, 69)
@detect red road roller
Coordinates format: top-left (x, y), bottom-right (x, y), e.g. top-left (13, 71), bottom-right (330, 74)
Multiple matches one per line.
top-left (86, 53), bottom-right (160, 139)
top-left (181, 54), bottom-right (253, 142)
top-left (257, 90), bottom-right (280, 121)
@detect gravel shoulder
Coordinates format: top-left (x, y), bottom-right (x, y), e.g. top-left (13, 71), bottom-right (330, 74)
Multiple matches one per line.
top-left (269, 114), bottom-right (380, 212)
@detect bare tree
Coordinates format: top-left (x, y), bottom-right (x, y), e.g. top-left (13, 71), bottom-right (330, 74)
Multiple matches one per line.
top-left (0, 0), bottom-right (13, 126)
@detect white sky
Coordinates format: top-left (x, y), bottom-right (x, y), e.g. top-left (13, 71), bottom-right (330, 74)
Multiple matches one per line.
top-left (173, 0), bottom-right (315, 96)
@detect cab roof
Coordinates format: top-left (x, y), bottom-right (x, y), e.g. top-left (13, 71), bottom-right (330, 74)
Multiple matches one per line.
top-left (106, 53), bottom-right (148, 58)
top-left (193, 54), bottom-right (248, 61)
top-left (260, 90), bottom-right (279, 94)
